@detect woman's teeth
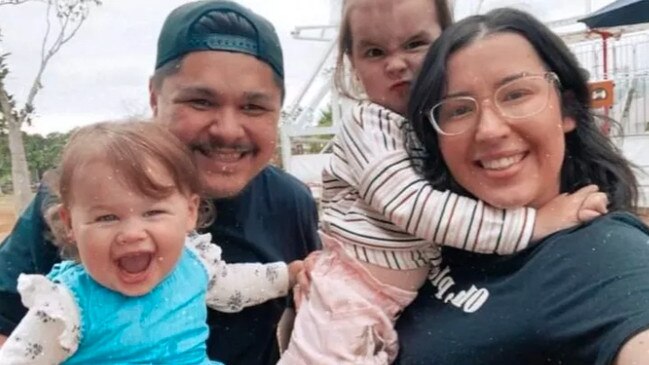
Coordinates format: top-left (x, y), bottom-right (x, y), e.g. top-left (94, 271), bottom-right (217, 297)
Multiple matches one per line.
top-left (481, 153), bottom-right (524, 170)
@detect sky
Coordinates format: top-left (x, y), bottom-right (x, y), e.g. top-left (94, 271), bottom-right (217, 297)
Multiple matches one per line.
top-left (0, 0), bottom-right (615, 135)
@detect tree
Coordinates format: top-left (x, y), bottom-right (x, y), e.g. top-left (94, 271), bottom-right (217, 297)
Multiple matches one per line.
top-left (0, 130), bottom-right (9, 195)
top-left (0, 0), bottom-right (100, 212)
top-left (0, 130), bottom-right (71, 194)
top-left (317, 105), bottom-right (333, 127)
top-left (24, 130), bottom-right (70, 179)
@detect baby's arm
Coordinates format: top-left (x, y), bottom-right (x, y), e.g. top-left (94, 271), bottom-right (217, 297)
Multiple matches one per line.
top-left (0, 308), bottom-right (74, 364)
top-left (187, 233), bottom-right (300, 313)
top-left (0, 275), bottom-right (78, 364)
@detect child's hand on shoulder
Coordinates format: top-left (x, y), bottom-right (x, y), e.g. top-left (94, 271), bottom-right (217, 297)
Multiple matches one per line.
top-left (533, 184), bottom-right (608, 241)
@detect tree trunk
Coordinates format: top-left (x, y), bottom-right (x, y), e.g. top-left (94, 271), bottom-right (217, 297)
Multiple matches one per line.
top-left (7, 118), bottom-right (32, 212)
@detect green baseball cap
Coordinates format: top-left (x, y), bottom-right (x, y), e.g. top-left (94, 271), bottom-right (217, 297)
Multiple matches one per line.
top-left (155, 0), bottom-right (284, 80)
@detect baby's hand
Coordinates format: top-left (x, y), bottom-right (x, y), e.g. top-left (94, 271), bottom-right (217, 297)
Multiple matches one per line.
top-left (291, 251), bottom-right (320, 310)
top-left (532, 184), bottom-right (608, 241)
top-left (577, 189), bottom-right (609, 222)
top-left (287, 260), bottom-right (304, 289)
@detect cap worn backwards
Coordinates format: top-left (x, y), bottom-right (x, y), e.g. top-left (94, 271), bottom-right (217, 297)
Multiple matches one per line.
top-left (155, 0), bottom-right (284, 80)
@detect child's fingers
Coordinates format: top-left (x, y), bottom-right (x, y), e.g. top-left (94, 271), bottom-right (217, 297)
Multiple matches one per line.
top-left (570, 184), bottom-right (600, 204)
top-left (296, 270), bottom-right (311, 293)
top-left (293, 250), bottom-right (321, 308)
top-left (302, 250), bottom-right (322, 280)
top-left (293, 284), bottom-right (304, 310)
top-left (578, 209), bottom-right (602, 222)
top-left (577, 192), bottom-right (609, 222)
top-left (581, 192), bottom-right (609, 214)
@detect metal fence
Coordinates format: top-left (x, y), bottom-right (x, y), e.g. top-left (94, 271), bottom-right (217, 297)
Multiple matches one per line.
top-left (570, 32), bottom-right (649, 79)
top-left (568, 32), bottom-right (649, 207)
top-left (568, 32), bottom-right (649, 136)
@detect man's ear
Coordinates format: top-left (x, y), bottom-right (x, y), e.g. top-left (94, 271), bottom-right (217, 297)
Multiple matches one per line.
top-left (149, 78), bottom-right (159, 117)
top-left (59, 206), bottom-right (75, 244)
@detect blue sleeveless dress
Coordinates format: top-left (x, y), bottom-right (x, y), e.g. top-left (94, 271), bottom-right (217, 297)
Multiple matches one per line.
top-left (48, 247), bottom-right (224, 365)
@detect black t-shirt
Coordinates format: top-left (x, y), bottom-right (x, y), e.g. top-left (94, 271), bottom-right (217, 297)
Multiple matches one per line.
top-left (0, 166), bottom-right (321, 365)
top-left (395, 212), bottom-right (649, 365)
top-left (204, 166), bottom-right (320, 364)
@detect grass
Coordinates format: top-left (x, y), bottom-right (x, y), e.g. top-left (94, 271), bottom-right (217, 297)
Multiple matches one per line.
top-left (0, 195), bottom-right (17, 242)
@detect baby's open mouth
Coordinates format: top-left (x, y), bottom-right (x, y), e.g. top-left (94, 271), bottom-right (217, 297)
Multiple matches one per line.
top-left (117, 252), bottom-right (153, 274)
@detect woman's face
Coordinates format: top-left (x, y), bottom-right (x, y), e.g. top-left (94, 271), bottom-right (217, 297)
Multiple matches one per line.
top-left (438, 32), bottom-right (576, 209)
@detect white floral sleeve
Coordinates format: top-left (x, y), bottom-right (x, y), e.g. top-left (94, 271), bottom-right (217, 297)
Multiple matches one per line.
top-left (0, 274), bottom-right (80, 364)
top-left (186, 233), bottom-right (289, 313)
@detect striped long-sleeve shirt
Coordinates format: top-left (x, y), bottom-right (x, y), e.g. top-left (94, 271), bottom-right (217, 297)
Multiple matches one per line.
top-left (321, 100), bottom-right (536, 270)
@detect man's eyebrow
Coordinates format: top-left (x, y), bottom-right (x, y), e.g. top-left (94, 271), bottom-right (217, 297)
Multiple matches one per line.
top-left (176, 86), bottom-right (217, 98)
top-left (244, 91), bottom-right (274, 104)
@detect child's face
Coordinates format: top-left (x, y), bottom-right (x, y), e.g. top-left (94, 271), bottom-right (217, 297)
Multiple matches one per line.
top-left (61, 159), bottom-right (199, 297)
top-left (348, 0), bottom-right (441, 115)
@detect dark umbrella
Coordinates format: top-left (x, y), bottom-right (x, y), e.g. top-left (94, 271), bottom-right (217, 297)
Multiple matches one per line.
top-left (579, 0), bottom-right (649, 29)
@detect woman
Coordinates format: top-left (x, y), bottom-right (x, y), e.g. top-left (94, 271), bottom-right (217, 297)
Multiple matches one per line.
top-left (396, 8), bottom-right (649, 364)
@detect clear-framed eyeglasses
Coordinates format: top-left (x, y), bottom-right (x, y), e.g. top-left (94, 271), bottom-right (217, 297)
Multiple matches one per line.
top-left (428, 72), bottom-right (561, 136)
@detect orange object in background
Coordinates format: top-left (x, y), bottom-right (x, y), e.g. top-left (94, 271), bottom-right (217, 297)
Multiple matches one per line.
top-left (589, 79), bottom-right (615, 109)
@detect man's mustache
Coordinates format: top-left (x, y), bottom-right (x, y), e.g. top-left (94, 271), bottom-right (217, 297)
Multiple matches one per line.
top-left (189, 140), bottom-right (254, 154)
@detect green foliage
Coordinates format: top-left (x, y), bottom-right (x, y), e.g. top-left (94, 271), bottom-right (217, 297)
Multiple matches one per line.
top-left (24, 131), bottom-right (69, 179)
top-left (317, 105), bottom-right (333, 127)
top-left (0, 130), bottom-right (71, 191)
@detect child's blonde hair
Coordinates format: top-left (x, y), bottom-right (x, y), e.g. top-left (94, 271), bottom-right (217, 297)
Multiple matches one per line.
top-left (44, 120), bottom-right (211, 258)
top-left (333, 0), bottom-right (454, 99)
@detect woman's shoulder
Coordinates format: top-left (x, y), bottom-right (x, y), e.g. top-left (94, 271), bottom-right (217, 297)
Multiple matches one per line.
top-left (592, 211), bottom-right (648, 230)
top-left (551, 211), bottom-right (649, 246)
top-left (532, 211), bottom-right (649, 270)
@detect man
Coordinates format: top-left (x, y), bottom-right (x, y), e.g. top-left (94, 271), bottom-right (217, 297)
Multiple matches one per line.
top-left (0, 1), bottom-right (320, 364)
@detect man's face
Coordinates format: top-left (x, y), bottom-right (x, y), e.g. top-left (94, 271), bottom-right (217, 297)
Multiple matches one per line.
top-left (150, 51), bottom-right (282, 198)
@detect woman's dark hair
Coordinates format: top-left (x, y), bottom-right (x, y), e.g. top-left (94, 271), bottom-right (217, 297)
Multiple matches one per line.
top-left (406, 7), bottom-right (638, 211)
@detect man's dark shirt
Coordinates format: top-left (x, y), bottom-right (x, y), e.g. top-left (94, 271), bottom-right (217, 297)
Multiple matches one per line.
top-left (0, 166), bottom-right (321, 365)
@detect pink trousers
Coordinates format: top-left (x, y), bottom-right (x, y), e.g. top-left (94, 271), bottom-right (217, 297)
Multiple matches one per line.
top-left (278, 233), bottom-right (417, 365)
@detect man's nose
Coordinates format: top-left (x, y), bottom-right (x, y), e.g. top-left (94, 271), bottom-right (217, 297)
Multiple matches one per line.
top-left (207, 108), bottom-right (245, 143)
